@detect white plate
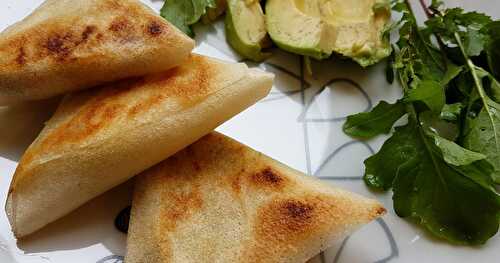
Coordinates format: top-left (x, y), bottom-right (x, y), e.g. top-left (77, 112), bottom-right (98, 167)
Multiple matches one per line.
top-left (1, 1), bottom-right (499, 262)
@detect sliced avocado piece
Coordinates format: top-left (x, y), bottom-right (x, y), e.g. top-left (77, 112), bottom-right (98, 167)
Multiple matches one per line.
top-left (266, 0), bottom-right (392, 67)
top-left (225, 0), bottom-right (271, 62)
top-left (201, 0), bottom-right (227, 24)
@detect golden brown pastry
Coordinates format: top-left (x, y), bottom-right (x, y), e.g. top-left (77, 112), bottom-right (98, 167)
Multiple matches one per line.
top-left (6, 55), bottom-right (273, 238)
top-left (125, 132), bottom-right (385, 263)
top-left (0, 0), bottom-right (194, 105)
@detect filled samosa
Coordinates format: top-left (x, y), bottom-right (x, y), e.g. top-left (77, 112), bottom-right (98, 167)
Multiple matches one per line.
top-left (6, 54), bottom-right (274, 238)
top-left (0, 0), bottom-right (194, 105)
top-left (125, 132), bottom-right (385, 263)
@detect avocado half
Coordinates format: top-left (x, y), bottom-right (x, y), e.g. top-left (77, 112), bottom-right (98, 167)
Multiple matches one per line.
top-left (225, 0), bottom-right (271, 62)
top-left (266, 0), bottom-right (392, 67)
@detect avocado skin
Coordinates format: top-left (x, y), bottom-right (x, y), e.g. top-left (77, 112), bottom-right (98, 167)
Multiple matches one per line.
top-left (270, 37), bottom-right (331, 61)
top-left (225, 1), bottom-right (270, 62)
top-left (225, 9), bottom-right (269, 62)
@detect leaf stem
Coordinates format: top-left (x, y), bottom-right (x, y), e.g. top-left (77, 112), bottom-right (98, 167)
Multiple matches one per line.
top-left (399, 69), bottom-right (449, 190)
top-left (454, 32), bottom-right (500, 153)
top-left (395, 0), bottom-right (450, 191)
top-left (416, 0), bottom-right (449, 67)
top-left (404, 0), bottom-right (446, 71)
top-left (418, 0), bottom-right (433, 18)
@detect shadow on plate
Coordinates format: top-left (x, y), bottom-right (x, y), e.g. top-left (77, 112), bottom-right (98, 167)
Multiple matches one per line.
top-left (0, 98), bottom-right (60, 162)
top-left (17, 179), bottom-right (134, 256)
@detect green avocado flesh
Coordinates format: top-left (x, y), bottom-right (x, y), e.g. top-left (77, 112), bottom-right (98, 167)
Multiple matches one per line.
top-left (225, 0), bottom-right (270, 62)
top-left (266, 0), bottom-right (392, 66)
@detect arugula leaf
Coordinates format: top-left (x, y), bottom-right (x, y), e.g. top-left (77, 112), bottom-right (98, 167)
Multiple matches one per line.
top-left (430, 0), bottom-right (443, 10)
top-left (160, 0), bottom-right (215, 37)
top-left (366, 120), bottom-right (500, 244)
top-left (364, 122), bottom-right (418, 190)
top-left (441, 22), bottom-right (500, 184)
top-left (464, 99), bottom-right (500, 183)
top-left (440, 103), bottom-right (463, 122)
top-left (464, 29), bottom-right (486, 57)
top-left (425, 8), bottom-right (492, 57)
top-left (488, 76), bottom-right (500, 103)
top-left (343, 101), bottom-right (406, 139)
top-left (191, 0), bottom-right (215, 24)
top-left (420, 111), bottom-right (459, 141)
top-left (349, 0), bottom-right (500, 245)
top-left (405, 80), bottom-right (445, 112)
top-left (393, 3), bottom-right (446, 86)
top-left (160, 1), bottom-right (194, 36)
top-left (473, 66), bottom-right (500, 103)
top-left (426, 4), bottom-right (500, 184)
top-left (441, 63), bottom-right (463, 86)
top-left (483, 21), bottom-right (500, 79)
top-left (431, 134), bottom-right (486, 166)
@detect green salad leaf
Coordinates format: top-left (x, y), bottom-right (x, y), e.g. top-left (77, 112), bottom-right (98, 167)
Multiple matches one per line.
top-left (404, 80), bottom-right (444, 112)
top-left (441, 63), bottom-right (463, 86)
top-left (440, 103), bottom-right (463, 122)
top-left (464, 98), bottom-right (500, 183)
top-left (364, 120), bottom-right (419, 190)
top-left (440, 14), bottom-right (500, 184)
top-left (425, 8), bottom-right (492, 57)
top-left (343, 101), bottom-right (406, 139)
top-left (431, 133), bottom-right (486, 166)
top-left (483, 21), bottom-right (500, 79)
top-left (366, 120), bottom-right (500, 244)
top-left (160, 0), bottom-right (216, 37)
top-left (345, 0), bottom-right (500, 245)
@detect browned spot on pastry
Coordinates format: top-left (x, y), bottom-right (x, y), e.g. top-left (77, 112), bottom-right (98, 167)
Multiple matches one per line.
top-left (147, 21), bottom-right (163, 36)
top-left (45, 36), bottom-right (66, 53)
top-left (373, 206), bottom-right (386, 218)
top-left (231, 171), bottom-right (243, 195)
top-left (127, 93), bottom-right (165, 117)
top-left (285, 200), bottom-right (313, 218)
top-left (81, 25), bottom-right (96, 41)
top-left (108, 17), bottom-right (138, 43)
top-left (275, 200), bottom-right (313, 231)
top-left (42, 27), bottom-right (96, 61)
top-left (127, 55), bottom-right (213, 116)
top-left (193, 161), bottom-right (201, 172)
top-left (250, 167), bottom-right (287, 190)
top-left (75, 102), bottom-right (119, 139)
top-left (250, 194), bottom-right (386, 259)
top-left (109, 18), bottom-right (130, 32)
top-left (253, 196), bottom-right (336, 241)
top-left (35, 79), bottom-right (144, 152)
top-left (44, 34), bottom-right (73, 58)
top-left (4, 23), bottom-right (101, 67)
top-left (16, 47), bottom-right (26, 65)
top-left (0, 36), bottom-right (28, 69)
top-left (149, 59), bottom-right (211, 99)
top-left (242, 196), bottom-right (334, 260)
top-left (161, 186), bottom-right (203, 231)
